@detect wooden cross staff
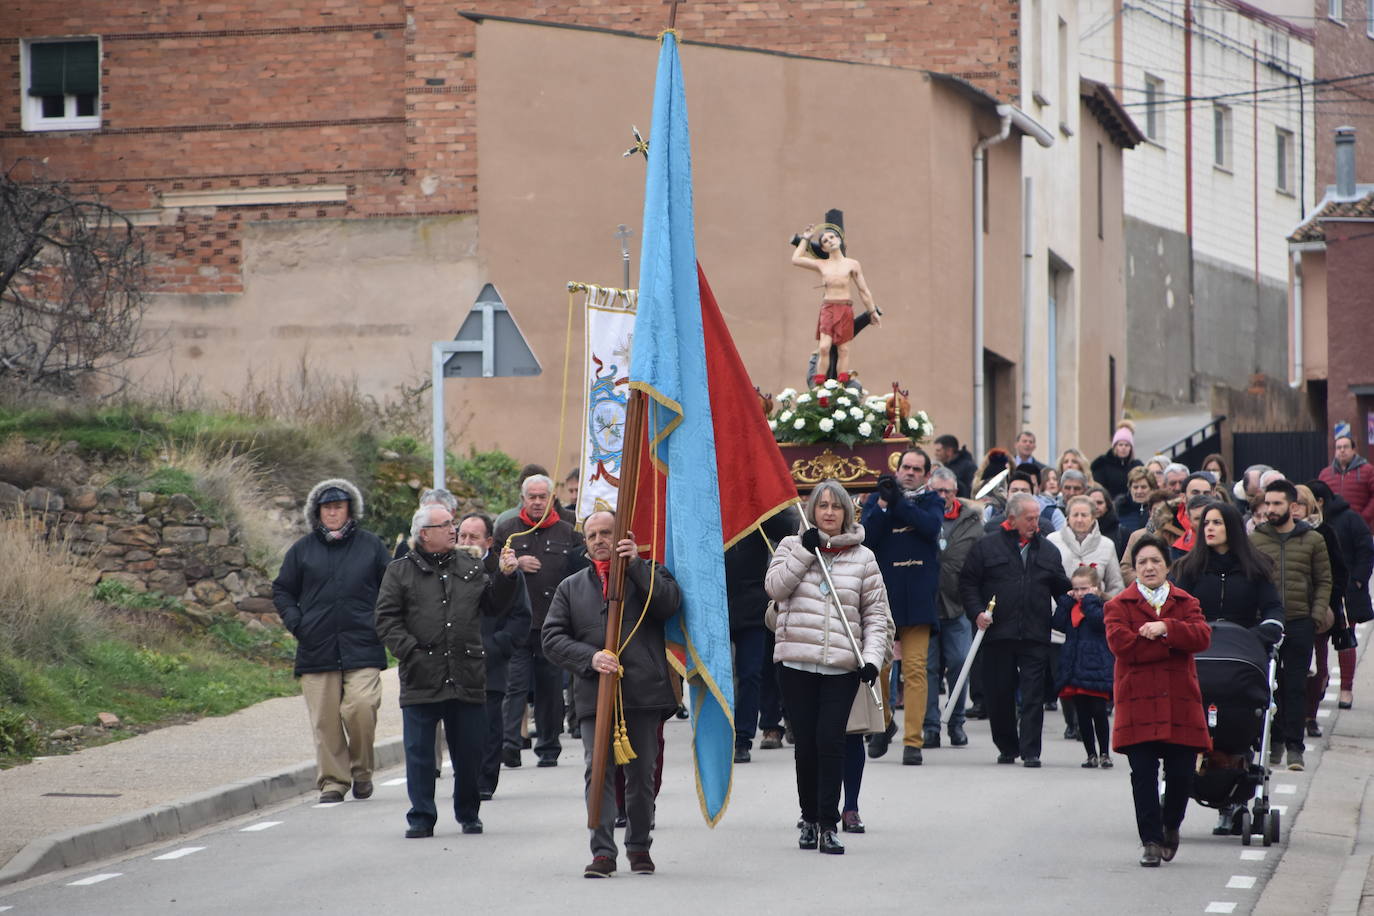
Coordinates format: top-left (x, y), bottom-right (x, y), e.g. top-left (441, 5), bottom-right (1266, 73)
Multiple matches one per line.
top-left (666, 0), bottom-right (683, 29)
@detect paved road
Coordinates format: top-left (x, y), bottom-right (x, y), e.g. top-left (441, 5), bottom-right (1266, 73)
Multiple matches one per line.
top-left (1, 684), bottom-right (1338, 916)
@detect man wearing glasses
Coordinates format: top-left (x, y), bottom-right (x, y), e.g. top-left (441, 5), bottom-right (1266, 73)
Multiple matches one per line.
top-left (374, 504), bottom-right (519, 838)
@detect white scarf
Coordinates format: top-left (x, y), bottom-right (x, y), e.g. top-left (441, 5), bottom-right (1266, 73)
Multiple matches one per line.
top-left (1137, 581), bottom-right (1170, 615)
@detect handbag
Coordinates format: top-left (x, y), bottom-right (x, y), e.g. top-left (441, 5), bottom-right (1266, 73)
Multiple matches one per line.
top-left (1332, 625), bottom-right (1358, 651)
top-left (847, 680), bottom-right (886, 735)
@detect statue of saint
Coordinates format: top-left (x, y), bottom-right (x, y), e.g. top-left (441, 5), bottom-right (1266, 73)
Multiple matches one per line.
top-left (791, 222), bottom-right (880, 386)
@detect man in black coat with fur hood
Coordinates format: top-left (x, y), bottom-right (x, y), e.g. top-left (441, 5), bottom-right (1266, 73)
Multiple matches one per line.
top-left (273, 478), bottom-right (391, 804)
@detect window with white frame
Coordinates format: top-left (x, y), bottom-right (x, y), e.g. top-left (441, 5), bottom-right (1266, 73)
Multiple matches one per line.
top-left (1276, 128), bottom-right (1294, 192)
top-left (1144, 74), bottom-right (1165, 142)
top-left (1367, 0), bottom-right (1373, 38)
top-left (1213, 104), bottom-right (1233, 170)
top-left (1330, 0), bottom-right (1343, 22)
top-left (21, 38), bottom-right (101, 132)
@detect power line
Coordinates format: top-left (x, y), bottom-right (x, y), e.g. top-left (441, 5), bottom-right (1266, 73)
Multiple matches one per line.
top-left (1120, 69), bottom-right (1374, 108)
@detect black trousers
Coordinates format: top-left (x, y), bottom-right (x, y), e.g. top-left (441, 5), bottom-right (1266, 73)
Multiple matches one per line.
top-left (402, 698), bottom-right (485, 829)
top-left (479, 690), bottom-right (504, 795)
top-left (983, 639), bottom-right (1049, 760)
top-left (1272, 617), bottom-right (1316, 752)
top-left (503, 643), bottom-right (564, 758)
top-left (1124, 741), bottom-right (1197, 844)
top-left (779, 665), bottom-right (859, 830)
top-left (1071, 695), bottom-right (1111, 758)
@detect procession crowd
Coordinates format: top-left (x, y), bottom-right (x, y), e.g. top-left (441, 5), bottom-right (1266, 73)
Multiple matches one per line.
top-left (267, 421), bottom-right (1374, 875)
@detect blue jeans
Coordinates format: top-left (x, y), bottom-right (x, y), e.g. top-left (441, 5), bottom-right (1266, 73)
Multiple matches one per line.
top-left (732, 626), bottom-right (768, 747)
top-left (402, 699), bottom-right (485, 829)
top-left (923, 615), bottom-right (972, 731)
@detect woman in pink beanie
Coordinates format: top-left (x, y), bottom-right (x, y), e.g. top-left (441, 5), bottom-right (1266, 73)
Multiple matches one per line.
top-left (1091, 421), bottom-right (1144, 500)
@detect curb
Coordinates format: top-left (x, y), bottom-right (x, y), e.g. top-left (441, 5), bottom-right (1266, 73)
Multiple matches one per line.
top-left (0, 736), bottom-right (405, 888)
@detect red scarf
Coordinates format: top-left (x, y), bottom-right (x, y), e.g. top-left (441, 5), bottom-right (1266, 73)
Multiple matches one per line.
top-left (519, 506), bottom-right (560, 530)
top-left (1001, 518), bottom-right (1031, 548)
top-left (1070, 598), bottom-right (1085, 628)
top-left (944, 499), bottom-right (962, 521)
top-left (592, 558), bottom-right (611, 597)
top-left (1172, 502), bottom-right (1194, 552)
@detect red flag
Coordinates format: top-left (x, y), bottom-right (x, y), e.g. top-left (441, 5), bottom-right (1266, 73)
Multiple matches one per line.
top-left (630, 264), bottom-right (797, 559)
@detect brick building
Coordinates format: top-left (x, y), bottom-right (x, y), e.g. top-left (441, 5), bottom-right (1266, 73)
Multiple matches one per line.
top-left (4, 3), bottom-right (1133, 466)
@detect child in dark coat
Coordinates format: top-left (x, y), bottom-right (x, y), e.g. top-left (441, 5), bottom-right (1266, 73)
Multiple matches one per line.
top-left (1052, 566), bottom-right (1116, 768)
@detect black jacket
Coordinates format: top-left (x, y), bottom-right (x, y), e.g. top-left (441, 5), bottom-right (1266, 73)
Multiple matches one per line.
top-left (1324, 495), bottom-right (1374, 622)
top-left (725, 509), bottom-right (799, 632)
top-left (1051, 593), bottom-right (1114, 694)
top-left (373, 549), bottom-right (519, 706)
top-left (958, 526), bottom-right (1072, 644)
top-left (492, 515), bottom-right (586, 632)
top-left (1116, 495), bottom-right (1150, 548)
top-left (1171, 549), bottom-right (1285, 643)
top-left (478, 550), bottom-right (531, 695)
top-left (273, 525), bottom-right (391, 677)
top-left (946, 447), bottom-right (977, 499)
top-left (1090, 452), bottom-right (1142, 500)
top-left (543, 559), bottom-right (681, 721)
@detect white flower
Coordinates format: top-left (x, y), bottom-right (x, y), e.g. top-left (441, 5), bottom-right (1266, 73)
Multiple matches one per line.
top-left (823, 379), bottom-right (840, 390)
top-left (907, 417), bottom-right (919, 430)
top-left (918, 411), bottom-right (930, 422)
top-left (858, 421), bottom-right (873, 437)
top-left (818, 418), bottom-right (834, 433)
top-left (796, 393), bottom-right (812, 404)
top-left (780, 410), bottom-right (794, 423)
top-left (777, 387), bottom-right (797, 402)
top-left (837, 396), bottom-right (852, 407)
top-left (849, 407), bottom-right (863, 419)
top-left (769, 419), bottom-right (778, 430)
top-left (793, 418), bottom-right (806, 430)
top-left (832, 410), bottom-right (848, 421)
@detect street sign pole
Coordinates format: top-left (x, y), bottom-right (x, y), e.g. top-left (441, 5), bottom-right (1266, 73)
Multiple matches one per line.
top-left (431, 284), bottom-right (543, 489)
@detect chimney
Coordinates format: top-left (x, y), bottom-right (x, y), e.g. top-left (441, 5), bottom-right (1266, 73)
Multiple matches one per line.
top-left (1335, 125), bottom-right (1357, 199)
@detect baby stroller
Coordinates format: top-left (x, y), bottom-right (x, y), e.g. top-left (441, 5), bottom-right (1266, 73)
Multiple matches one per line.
top-left (1190, 621), bottom-right (1282, 846)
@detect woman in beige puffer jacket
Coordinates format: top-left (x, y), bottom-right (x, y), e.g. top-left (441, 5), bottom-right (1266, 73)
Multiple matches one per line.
top-left (765, 479), bottom-right (893, 856)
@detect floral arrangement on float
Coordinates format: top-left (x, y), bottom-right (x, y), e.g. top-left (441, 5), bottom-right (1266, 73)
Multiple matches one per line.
top-left (768, 379), bottom-right (934, 446)
top-left (761, 379), bottom-right (935, 493)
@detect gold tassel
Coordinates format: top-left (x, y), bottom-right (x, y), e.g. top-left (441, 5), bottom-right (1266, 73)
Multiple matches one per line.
top-left (612, 682), bottom-right (638, 765)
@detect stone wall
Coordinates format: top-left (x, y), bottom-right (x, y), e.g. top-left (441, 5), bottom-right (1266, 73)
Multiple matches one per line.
top-left (0, 480), bottom-right (280, 631)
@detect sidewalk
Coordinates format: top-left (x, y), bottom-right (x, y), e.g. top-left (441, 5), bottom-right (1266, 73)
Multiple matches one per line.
top-left (0, 668), bottom-right (405, 886)
top-left (1255, 622), bottom-right (1374, 916)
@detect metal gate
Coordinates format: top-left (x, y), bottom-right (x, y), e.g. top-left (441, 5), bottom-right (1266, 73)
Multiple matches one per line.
top-left (1232, 431), bottom-right (1329, 482)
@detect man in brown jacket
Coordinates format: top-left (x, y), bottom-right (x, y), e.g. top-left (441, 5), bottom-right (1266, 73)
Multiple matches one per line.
top-left (1251, 479), bottom-right (1332, 772)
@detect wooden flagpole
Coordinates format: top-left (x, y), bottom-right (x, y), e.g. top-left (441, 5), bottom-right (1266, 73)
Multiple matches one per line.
top-left (587, 388), bottom-right (647, 828)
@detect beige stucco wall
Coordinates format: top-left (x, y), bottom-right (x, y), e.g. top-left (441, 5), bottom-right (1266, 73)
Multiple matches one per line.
top-left (474, 18), bottom-right (1024, 467)
top-left (131, 19), bottom-right (1026, 472)
top-left (1296, 249), bottom-right (1328, 382)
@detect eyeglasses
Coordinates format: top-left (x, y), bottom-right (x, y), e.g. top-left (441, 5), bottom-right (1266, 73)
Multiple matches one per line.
top-left (421, 522), bottom-right (457, 529)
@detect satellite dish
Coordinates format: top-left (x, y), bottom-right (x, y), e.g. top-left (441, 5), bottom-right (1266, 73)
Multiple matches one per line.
top-left (974, 468), bottom-right (1010, 501)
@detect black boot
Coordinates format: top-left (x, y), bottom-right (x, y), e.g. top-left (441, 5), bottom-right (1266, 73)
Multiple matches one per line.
top-left (798, 822), bottom-right (818, 850)
top-left (818, 828), bottom-right (845, 855)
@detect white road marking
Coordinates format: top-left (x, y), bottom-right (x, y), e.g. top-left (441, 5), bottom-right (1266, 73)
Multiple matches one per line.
top-left (67, 873), bottom-right (121, 886)
top-left (240, 821), bottom-right (282, 832)
top-left (1240, 850), bottom-right (1267, 861)
top-left (1226, 876), bottom-right (1257, 889)
top-left (381, 777), bottom-right (407, 786)
top-left (313, 801), bottom-right (344, 808)
top-left (1205, 903), bottom-right (1237, 914)
top-left (0, 905), bottom-right (14, 911)
top-left (153, 846), bottom-right (205, 860)
top-left (1317, 709), bottom-right (1332, 718)
top-left (1275, 784), bottom-right (1297, 794)
top-left (1274, 805), bottom-right (1288, 814)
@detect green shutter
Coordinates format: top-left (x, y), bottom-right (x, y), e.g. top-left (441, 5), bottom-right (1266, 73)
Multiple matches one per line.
top-left (27, 41), bottom-right (99, 97)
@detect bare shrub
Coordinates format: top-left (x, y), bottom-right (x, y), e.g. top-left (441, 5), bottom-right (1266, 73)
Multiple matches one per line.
top-left (0, 513), bottom-right (103, 660)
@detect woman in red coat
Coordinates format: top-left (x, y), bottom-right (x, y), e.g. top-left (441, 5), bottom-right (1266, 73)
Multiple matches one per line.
top-left (1105, 534), bottom-right (1212, 868)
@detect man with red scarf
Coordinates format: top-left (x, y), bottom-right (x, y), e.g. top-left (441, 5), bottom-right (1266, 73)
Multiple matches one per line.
top-left (493, 474), bottom-right (586, 768)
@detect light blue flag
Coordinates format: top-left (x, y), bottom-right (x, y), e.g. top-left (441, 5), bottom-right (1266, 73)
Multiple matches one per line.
top-left (628, 31), bottom-right (734, 826)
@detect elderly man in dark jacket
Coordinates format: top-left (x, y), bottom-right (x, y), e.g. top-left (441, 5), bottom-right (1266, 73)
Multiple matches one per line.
top-left (861, 447), bottom-right (945, 765)
top-left (923, 467), bottom-right (984, 748)
top-left (959, 492), bottom-right (1072, 767)
top-left (454, 512), bottom-right (531, 801)
top-left (543, 510), bottom-right (680, 879)
top-left (272, 478), bottom-right (391, 804)
top-left (727, 508), bottom-right (799, 763)
top-left (493, 474), bottom-right (586, 768)
top-left (374, 503), bottom-right (519, 838)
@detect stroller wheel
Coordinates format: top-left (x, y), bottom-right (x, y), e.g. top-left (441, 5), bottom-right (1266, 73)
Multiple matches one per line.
top-left (1240, 810), bottom-right (1253, 845)
top-left (1263, 809), bottom-right (1280, 846)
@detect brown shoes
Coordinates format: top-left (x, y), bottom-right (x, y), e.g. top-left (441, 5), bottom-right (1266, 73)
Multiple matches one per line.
top-left (352, 780), bottom-right (373, 800)
top-left (1161, 828), bottom-right (1179, 862)
top-left (628, 851), bottom-right (656, 874)
top-left (584, 856), bottom-right (616, 878)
